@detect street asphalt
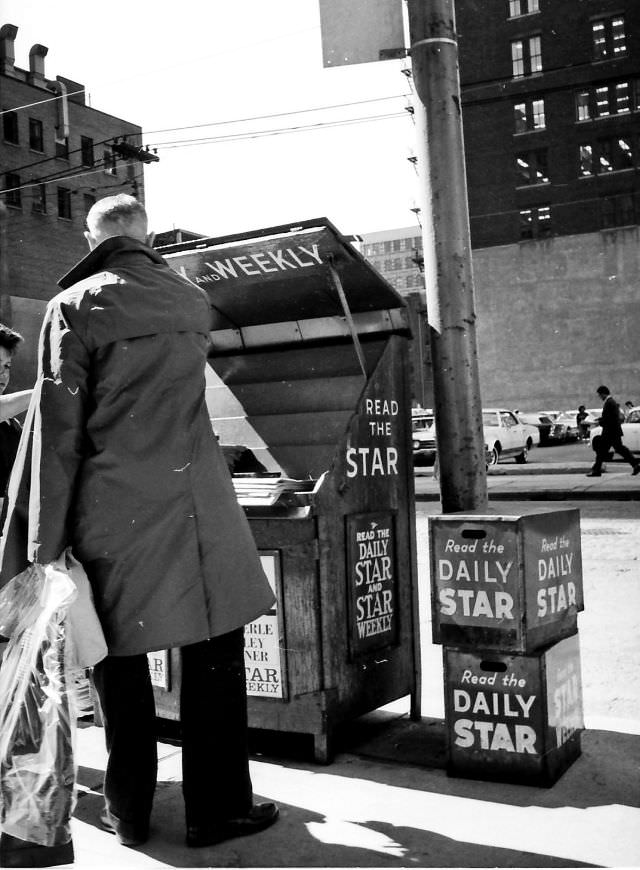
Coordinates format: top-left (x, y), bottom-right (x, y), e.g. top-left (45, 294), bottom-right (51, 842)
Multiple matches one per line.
top-left (41, 462), bottom-right (640, 868)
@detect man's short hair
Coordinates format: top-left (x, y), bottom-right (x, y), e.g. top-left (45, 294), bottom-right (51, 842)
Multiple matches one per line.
top-left (596, 385), bottom-right (610, 396)
top-left (86, 194), bottom-right (148, 240)
top-left (0, 324), bottom-right (23, 354)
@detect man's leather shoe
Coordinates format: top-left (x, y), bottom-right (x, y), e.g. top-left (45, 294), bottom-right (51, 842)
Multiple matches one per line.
top-left (0, 832), bottom-right (74, 867)
top-left (100, 810), bottom-right (149, 848)
top-left (585, 472), bottom-right (601, 477)
top-left (186, 801), bottom-right (279, 848)
top-left (632, 465), bottom-right (640, 476)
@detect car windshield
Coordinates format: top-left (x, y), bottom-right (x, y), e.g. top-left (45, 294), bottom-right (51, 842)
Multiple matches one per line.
top-left (482, 412), bottom-right (498, 426)
top-left (627, 410), bottom-right (640, 424)
top-left (412, 416), bottom-right (434, 431)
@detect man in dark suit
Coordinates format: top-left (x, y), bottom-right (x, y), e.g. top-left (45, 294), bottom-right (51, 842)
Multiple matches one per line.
top-left (587, 385), bottom-right (640, 477)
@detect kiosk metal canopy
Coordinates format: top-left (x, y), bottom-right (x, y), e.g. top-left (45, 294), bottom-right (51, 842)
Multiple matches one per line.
top-left (162, 219), bottom-right (408, 345)
top-left (161, 219), bottom-right (411, 482)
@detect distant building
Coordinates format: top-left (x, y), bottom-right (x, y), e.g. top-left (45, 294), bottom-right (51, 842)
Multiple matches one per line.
top-left (153, 228), bottom-right (205, 247)
top-left (458, 0), bottom-right (640, 248)
top-left (357, 226), bottom-right (425, 296)
top-left (0, 23), bottom-right (151, 387)
top-left (358, 227), bottom-right (431, 408)
top-left (361, 0), bottom-right (640, 410)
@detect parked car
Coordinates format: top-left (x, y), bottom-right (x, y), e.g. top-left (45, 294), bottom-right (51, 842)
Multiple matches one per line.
top-left (548, 409), bottom-right (600, 443)
top-left (411, 408), bottom-right (436, 464)
top-left (514, 411), bottom-right (555, 445)
top-left (590, 406), bottom-right (640, 454)
top-left (512, 412), bottom-right (541, 447)
top-left (483, 408), bottom-right (530, 466)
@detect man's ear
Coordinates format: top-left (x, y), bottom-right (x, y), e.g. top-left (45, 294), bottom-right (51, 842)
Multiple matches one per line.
top-left (84, 230), bottom-right (98, 251)
top-left (146, 231), bottom-right (156, 248)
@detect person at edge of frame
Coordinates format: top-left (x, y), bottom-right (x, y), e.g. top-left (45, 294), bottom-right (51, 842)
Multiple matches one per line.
top-left (586, 385), bottom-right (640, 477)
top-left (0, 194), bottom-right (279, 867)
top-left (0, 324), bottom-right (34, 667)
top-left (0, 324), bottom-right (33, 498)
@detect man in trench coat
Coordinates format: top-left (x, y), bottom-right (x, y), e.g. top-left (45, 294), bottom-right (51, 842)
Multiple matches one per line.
top-left (0, 194), bottom-right (279, 857)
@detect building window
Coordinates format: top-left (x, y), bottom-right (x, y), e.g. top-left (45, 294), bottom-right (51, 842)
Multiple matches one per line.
top-left (514, 97), bottom-right (545, 132)
top-left (519, 205), bottom-right (551, 239)
top-left (508, 0), bottom-right (539, 18)
top-left (103, 149), bottom-right (118, 175)
top-left (57, 186), bottom-right (72, 219)
top-left (579, 144), bottom-right (594, 176)
top-left (579, 138), bottom-right (635, 176)
top-left (575, 81), bottom-right (636, 121)
top-left (576, 91), bottom-right (590, 121)
top-left (600, 136), bottom-right (634, 172)
top-left (592, 16), bottom-right (626, 61)
top-left (595, 86), bottom-right (610, 117)
top-left (28, 118), bottom-right (44, 152)
top-left (600, 193), bottom-right (638, 229)
top-left (55, 137), bottom-right (69, 159)
top-left (3, 173), bottom-right (21, 208)
top-left (614, 82), bottom-right (630, 114)
top-left (2, 111), bottom-right (19, 144)
top-left (515, 149), bottom-right (549, 185)
top-left (511, 35), bottom-right (542, 77)
top-left (81, 136), bottom-right (94, 167)
top-left (32, 184), bottom-right (47, 214)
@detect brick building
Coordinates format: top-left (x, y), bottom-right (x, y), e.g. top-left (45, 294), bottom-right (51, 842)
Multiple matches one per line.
top-left (459, 0), bottom-right (640, 248)
top-left (361, 0), bottom-right (640, 411)
top-left (0, 23), bottom-right (150, 387)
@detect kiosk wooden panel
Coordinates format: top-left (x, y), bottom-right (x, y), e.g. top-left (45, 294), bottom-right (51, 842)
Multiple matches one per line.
top-left (150, 219), bottom-right (421, 762)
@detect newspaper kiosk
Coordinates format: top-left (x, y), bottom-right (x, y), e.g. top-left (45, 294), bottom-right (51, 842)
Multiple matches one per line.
top-left (150, 219), bottom-right (421, 762)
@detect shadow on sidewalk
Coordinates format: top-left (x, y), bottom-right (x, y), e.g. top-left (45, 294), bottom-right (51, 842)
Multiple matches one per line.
top-left (71, 714), bottom-right (640, 867)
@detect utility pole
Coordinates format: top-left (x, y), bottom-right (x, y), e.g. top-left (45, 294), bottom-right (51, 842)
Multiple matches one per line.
top-left (407, 0), bottom-right (487, 512)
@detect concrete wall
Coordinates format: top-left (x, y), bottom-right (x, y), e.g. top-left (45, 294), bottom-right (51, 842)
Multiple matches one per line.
top-left (473, 226), bottom-right (640, 410)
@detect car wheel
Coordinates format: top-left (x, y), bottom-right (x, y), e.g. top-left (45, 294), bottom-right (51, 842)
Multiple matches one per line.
top-left (488, 445), bottom-right (500, 467)
top-left (515, 446), bottom-right (528, 464)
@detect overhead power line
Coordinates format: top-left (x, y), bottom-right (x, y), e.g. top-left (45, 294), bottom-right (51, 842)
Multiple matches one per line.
top-left (2, 94), bottom-right (410, 178)
top-left (149, 112), bottom-right (409, 151)
top-left (1, 109), bottom-right (412, 195)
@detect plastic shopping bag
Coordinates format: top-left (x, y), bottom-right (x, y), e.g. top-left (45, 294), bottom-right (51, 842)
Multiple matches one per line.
top-left (0, 552), bottom-right (104, 847)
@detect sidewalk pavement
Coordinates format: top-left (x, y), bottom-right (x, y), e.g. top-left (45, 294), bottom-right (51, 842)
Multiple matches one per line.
top-left (414, 459), bottom-right (640, 501)
top-left (49, 464), bottom-right (640, 868)
top-left (69, 710), bottom-right (640, 869)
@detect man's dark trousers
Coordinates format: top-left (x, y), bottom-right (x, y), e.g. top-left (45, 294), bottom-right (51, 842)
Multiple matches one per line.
top-left (592, 433), bottom-right (638, 474)
top-left (92, 628), bottom-right (253, 831)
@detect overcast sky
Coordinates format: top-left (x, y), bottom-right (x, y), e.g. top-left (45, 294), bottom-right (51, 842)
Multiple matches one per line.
top-left (3, 0), bottom-right (421, 238)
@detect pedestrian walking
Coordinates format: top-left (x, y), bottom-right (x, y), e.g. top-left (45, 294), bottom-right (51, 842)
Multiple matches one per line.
top-left (587, 385), bottom-right (640, 477)
top-left (576, 405), bottom-right (589, 442)
top-left (0, 194), bottom-right (279, 865)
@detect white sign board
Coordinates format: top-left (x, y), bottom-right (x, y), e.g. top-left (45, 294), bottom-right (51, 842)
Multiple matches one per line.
top-left (245, 552), bottom-right (285, 699)
top-left (319, 0), bottom-right (405, 67)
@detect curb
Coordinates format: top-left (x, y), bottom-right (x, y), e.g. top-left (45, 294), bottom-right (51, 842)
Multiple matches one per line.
top-left (415, 489), bottom-right (640, 501)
